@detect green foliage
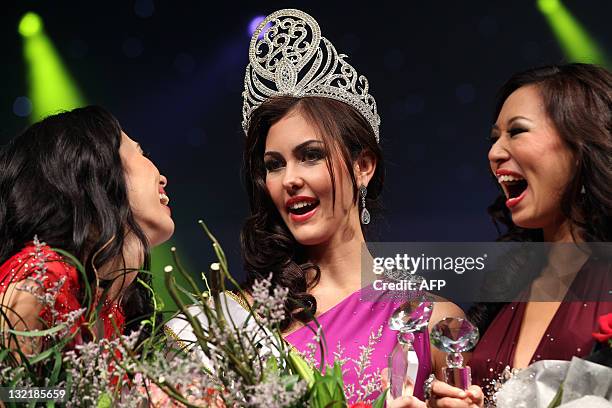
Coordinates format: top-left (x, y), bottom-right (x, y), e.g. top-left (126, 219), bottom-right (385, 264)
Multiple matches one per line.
top-left (0, 225), bottom-right (390, 406)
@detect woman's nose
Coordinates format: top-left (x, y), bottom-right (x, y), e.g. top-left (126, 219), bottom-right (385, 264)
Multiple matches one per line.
top-left (488, 138), bottom-right (510, 164)
top-left (281, 164), bottom-right (304, 191)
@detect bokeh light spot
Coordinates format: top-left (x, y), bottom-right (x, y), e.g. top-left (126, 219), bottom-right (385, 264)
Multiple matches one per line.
top-left (19, 12), bottom-right (43, 37)
top-left (13, 96), bottom-right (33, 117)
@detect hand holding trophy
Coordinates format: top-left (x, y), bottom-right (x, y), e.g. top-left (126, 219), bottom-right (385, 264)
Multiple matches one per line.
top-left (387, 297), bottom-right (434, 400)
top-left (430, 317), bottom-right (479, 390)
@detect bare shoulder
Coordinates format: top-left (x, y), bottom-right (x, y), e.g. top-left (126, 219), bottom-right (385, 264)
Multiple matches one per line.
top-left (429, 294), bottom-right (465, 330)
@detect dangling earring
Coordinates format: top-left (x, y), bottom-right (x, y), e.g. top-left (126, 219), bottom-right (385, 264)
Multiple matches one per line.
top-left (580, 185), bottom-right (586, 195)
top-left (359, 184), bottom-right (370, 225)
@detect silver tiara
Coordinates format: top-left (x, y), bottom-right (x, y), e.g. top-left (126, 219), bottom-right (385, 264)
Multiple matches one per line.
top-left (242, 9), bottom-right (380, 142)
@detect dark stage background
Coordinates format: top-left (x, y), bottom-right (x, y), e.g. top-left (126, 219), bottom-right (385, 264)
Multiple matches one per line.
top-left (2, 1), bottom-right (610, 295)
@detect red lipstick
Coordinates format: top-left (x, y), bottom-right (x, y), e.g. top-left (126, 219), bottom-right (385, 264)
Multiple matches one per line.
top-left (495, 168), bottom-right (524, 178)
top-left (506, 191), bottom-right (526, 209)
top-left (495, 169), bottom-right (528, 209)
top-left (285, 196), bottom-right (319, 223)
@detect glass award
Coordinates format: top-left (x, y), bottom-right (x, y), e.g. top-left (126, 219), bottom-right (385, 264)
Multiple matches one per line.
top-left (387, 299), bottom-right (433, 400)
top-left (430, 317), bottom-right (479, 390)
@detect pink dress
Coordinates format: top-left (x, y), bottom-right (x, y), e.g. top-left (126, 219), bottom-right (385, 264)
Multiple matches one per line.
top-left (285, 287), bottom-right (432, 403)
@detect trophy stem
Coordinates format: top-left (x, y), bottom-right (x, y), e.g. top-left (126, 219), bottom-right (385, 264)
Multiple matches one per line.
top-left (388, 334), bottom-right (419, 401)
top-left (430, 318), bottom-right (480, 392)
top-left (443, 365), bottom-right (472, 390)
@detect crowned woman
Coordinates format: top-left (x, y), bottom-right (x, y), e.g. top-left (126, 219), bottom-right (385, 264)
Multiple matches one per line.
top-left (167, 9), bottom-right (465, 407)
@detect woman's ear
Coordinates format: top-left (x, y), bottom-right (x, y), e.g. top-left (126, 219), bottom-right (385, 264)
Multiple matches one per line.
top-left (354, 150), bottom-right (377, 187)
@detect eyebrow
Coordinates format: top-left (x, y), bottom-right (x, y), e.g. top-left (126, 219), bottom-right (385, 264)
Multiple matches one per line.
top-left (264, 139), bottom-right (323, 157)
top-left (508, 115), bottom-right (532, 124)
top-left (491, 115), bottom-right (533, 131)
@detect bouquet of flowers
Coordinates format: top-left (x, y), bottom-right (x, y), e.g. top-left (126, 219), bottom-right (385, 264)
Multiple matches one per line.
top-left (495, 313), bottom-right (612, 408)
top-left (0, 223), bottom-right (388, 407)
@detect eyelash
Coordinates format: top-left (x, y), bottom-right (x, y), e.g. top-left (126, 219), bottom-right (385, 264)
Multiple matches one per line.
top-left (264, 159), bottom-right (284, 172)
top-left (508, 127), bottom-right (527, 137)
top-left (264, 148), bottom-right (326, 172)
top-left (488, 127), bottom-right (527, 143)
top-left (301, 148), bottom-right (325, 162)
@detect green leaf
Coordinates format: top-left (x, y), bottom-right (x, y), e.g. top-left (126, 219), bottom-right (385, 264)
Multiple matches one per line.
top-left (308, 365), bottom-right (348, 408)
top-left (28, 346), bottom-right (62, 365)
top-left (373, 388), bottom-right (389, 408)
top-left (49, 348), bottom-right (63, 385)
top-left (96, 392), bottom-right (112, 408)
top-left (325, 363), bottom-right (346, 404)
top-left (288, 350), bottom-right (315, 387)
top-left (310, 380), bottom-right (333, 407)
top-left (263, 355), bottom-right (279, 380)
top-left (8, 324), bottom-right (67, 337)
top-left (546, 383), bottom-right (564, 408)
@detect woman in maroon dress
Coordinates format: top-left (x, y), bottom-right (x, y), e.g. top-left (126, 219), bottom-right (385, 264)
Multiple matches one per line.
top-left (0, 106), bottom-right (175, 353)
top-left (427, 64), bottom-right (612, 407)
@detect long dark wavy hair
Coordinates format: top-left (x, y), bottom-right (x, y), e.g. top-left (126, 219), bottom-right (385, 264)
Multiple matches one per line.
top-left (0, 106), bottom-right (155, 342)
top-left (241, 96), bottom-right (384, 331)
top-left (469, 63), bottom-right (612, 333)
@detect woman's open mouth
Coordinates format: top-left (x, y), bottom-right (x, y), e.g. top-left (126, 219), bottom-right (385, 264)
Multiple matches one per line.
top-left (496, 171), bottom-right (528, 209)
top-left (159, 193), bottom-right (170, 206)
top-left (286, 196), bottom-right (320, 222)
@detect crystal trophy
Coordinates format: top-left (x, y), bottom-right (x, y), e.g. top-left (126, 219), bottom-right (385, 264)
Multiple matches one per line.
top-left (387, 299), bottom-right (433, 400)
top-left (430, 317), bottom-right (479, 390)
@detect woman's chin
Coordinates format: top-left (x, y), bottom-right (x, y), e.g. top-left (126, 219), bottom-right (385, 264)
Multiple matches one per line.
top-left (511, 214), bottom-right (542, 230)
top-left (291, 228), bottom-right (329, 247)
top-left (148, 221), bottom-right (175, 247)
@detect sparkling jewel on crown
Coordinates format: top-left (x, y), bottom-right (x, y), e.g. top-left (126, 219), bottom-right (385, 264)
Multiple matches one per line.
top-left (242, 9), bottom-right (381, 142)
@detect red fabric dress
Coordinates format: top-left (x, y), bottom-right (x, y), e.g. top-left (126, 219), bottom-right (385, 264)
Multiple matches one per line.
top-left (470, 257), bottom-right (612, 399)
top-left (0, 242), bottom-right (125, 346)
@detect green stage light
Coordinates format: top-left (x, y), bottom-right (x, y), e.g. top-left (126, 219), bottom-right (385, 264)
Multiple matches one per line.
top-left (538, 0), bottom-right (609, 66)
top-left (20, 14), bottom-right (86, 121)
top-left (18, 12), bottom-right (43, 37)
top-left (537, 0), bottom-right (561, 14)
top-left (19, 13), bottom-right (192, 313)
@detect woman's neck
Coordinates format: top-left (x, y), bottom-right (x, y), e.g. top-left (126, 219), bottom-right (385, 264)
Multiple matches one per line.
top-left (542, 218), bottom-right (578, 243)
top-left (97, 235), bottom-right (142, 303)
top-left (306, 222), bottom-right (370, 293)
top-left (532, 219), bottom-right (589, 300)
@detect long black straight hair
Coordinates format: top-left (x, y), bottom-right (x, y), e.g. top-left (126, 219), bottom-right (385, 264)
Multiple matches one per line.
top-left (0, 106), bottom-right (154, 340)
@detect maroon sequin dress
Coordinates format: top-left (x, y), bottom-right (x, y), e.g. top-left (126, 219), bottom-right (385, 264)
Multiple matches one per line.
top-left (471, 257), bottom-right (612, 393)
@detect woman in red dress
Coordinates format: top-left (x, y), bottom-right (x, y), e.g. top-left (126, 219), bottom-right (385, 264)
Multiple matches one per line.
top-left (0, 106), bottom-right (174, 353)
top-left (426, 64), bottom-right (611, 407)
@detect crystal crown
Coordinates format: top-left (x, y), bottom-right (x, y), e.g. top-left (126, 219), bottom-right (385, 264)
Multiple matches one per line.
top-left (242, 9), bottom-right (381, 141)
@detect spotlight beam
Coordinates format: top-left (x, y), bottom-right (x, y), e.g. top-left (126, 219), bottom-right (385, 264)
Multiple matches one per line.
top-left (19, 12), bottom-right (190, 312)
top-left (538, 0), bottom-right (609, 67)
top-left (20, 12), bottom-right (86, 122)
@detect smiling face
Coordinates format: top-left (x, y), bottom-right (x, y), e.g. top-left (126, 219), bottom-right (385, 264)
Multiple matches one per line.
top-left (264, 110), bottom-right (362, 247)
top-left (119, 132), bottom-right (174, 246)
top-left (489, 85), bottom-right (575, 230)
